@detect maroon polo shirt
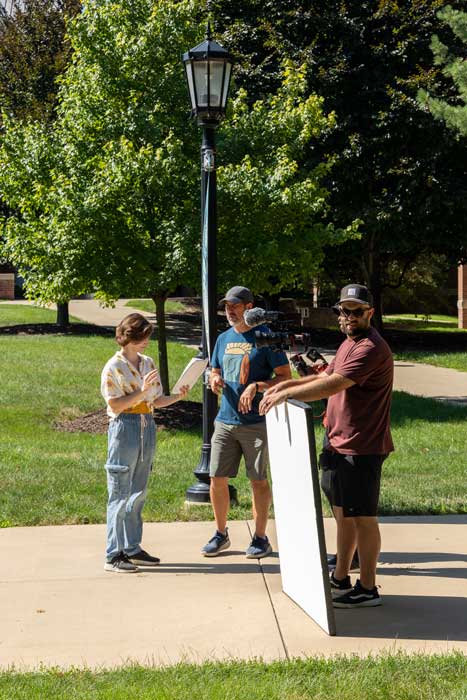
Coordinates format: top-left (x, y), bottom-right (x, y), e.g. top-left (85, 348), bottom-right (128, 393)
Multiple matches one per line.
top-left (325, 326), bottom-right (394, 455)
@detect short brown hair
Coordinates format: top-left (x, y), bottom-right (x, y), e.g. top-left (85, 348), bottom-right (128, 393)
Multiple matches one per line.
top-left (115, 313), bottom-right (154, 347)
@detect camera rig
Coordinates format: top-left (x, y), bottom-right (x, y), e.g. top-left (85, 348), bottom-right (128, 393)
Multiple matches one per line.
top-left (254, 321), bottom-right (328, 378)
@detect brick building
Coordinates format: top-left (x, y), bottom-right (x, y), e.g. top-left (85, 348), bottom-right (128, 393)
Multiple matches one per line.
top-left (0, 263), bottom-right (15, 299)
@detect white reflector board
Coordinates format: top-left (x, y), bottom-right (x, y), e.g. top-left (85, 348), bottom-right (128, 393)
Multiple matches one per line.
top-left (266, 399), bottom-right (336, 636)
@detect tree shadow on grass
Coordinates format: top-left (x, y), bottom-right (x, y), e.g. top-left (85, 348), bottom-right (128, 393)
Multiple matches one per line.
top-left (390, 390), bottom-right (467, 427)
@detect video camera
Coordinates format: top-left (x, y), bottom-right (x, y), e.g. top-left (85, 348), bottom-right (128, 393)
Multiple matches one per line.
top-left (244, 308), bottom-right (328, 377)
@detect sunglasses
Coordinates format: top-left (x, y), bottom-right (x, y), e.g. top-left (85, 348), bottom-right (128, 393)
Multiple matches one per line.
top-left (332, 305), bottom-right (369, 318)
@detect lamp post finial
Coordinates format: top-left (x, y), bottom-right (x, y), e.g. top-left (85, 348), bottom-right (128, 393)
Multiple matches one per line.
top-left (206, 0), bottom-right (212, 39)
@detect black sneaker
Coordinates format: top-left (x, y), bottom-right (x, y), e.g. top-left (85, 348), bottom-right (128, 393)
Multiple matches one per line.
top-left (327, 551), bottom-right (360, 571)
top-left (127, 549), bottom-right (160, 566)
top-left (202, 529), bottom-right (231, 557)
top-left (104, 552), bottom-right (139, 573)
top-left (330, 571), bottom-right (353, 599)
top-left (245, 534), bottom-right (272, 559)
top-left (333, 579), bottom-right (381, 608)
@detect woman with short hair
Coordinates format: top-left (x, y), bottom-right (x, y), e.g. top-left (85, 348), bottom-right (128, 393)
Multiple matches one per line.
top-left (101, 313), bottom-right (188, 572)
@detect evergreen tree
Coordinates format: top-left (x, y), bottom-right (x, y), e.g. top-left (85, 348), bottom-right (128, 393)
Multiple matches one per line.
top-left (419, 5), bottom-right (467, 137)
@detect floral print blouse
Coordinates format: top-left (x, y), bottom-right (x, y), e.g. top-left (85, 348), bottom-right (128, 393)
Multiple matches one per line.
top-left (101, 351), bottom-right (163, 419)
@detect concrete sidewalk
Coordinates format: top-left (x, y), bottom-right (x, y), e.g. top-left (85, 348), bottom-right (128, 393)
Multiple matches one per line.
top-left (1, 517), bottom-right (466, 669)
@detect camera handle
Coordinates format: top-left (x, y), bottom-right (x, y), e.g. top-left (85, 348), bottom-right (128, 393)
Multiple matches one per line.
top-left (289, 350), bottom-right (328, 420)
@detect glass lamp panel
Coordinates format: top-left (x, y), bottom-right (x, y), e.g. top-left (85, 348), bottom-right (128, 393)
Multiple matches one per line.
top-left (208, 60), bottom-right (225, 107)
top-left (193, 61), bottom-right (209, 107)
top-left (184, 60), bottom-right (197, 111)
top-left (221, 62), bottom-right (232, 109)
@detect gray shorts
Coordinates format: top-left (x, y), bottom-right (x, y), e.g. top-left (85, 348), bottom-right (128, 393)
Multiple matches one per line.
top-left (210, 421), bottom-right (269, 481)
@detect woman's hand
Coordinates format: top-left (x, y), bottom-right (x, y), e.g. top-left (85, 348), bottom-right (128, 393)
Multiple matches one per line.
top-left (142, 369), bottom-right (160, 393)
top-left (176, 384), bottom-right (190, 399)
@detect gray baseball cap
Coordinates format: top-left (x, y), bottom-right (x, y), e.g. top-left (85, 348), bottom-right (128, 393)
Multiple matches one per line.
top-left (338, 283), bottom-right (373, 306)
top-left (219, 286), bottom-right (254, 305)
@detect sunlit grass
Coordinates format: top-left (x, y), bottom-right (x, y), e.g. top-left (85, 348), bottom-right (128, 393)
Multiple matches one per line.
top-left (0, 303), bottom-right (82, 326)
top-left (1, 334), bottom-right (466, 526)
top-left (383, 313), bottom-right (465, 333)
top-left (125, 298), bottom-right (188, 314)
top-left (394, 350), bottom-right (467, 372)
top-left (0, 334), bottom-right (254, 526)
top-left (1, 653), bottom-right (466, 700)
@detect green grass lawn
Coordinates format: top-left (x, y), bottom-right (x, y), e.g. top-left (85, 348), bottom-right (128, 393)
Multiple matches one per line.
top-left (383, 313), bottom-right (465, 333)
top-left (394, 350), bottom-right (467, 372)
top-left (0, 334), bottom-right (255, 526)
top-left (0, 303), bottom-right (82, 326)
top-left (126, 298), bottom-right (188, 314)
top-left (1, 653), bottom-right (466, 700)
top-left (1, 334), bottom-right (467, 527)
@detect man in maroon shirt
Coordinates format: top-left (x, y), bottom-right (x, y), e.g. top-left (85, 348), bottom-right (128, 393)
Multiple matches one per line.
top-left (259, 284), bottom-right (394, 608)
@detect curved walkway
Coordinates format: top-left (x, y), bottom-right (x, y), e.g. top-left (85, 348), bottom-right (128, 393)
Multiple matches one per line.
top-left (3, 298), bottom-right (467, 402)
top-left (67, 301), bottom-right (467, 404)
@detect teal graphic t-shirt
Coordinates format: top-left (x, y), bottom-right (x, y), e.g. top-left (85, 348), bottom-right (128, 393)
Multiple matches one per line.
top-left (211, 326), bottom-right (288, 425)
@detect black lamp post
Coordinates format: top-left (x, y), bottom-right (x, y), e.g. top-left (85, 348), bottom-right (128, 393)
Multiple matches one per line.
top-left (182, 24), bottom-right (233, 503)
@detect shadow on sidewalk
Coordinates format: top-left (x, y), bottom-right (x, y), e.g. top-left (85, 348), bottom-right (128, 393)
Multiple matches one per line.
top-left (336, 594), bottom-right (467, 641)
top-left (379, 551), bottom-right (467, 564)
top-left (138, 557), bottom-right (281, 576)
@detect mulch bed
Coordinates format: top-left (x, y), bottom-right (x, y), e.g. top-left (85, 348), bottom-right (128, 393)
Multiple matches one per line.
top-left (54, 400), bottom-right (203, 434)
top-left (0, 323), bottom-right (114, 336)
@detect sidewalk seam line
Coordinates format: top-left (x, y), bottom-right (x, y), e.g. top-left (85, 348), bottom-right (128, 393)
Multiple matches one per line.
top-left (246, 521), bottom-right (290, 661)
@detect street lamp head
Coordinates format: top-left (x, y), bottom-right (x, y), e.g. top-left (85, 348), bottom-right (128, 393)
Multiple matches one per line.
top-left (182, 26), bottom-right (233, 125)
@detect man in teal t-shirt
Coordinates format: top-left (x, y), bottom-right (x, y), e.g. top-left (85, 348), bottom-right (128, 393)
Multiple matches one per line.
top-left (201, 286), bottom-right (291, 559)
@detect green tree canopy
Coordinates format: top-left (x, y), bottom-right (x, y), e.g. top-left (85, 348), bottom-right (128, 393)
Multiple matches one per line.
top-left (0, 0), bottom-right (81, 121)
top-left (217, 63), bottom-right (359, 296)
top-left (0, 0), bottom-right (81, 323)
top-left (214, 0), bottom-right (467, 325)
top-left (419, 5), bottom-right (467, 137)
top-left (1, 0), bottom-right (358, 388)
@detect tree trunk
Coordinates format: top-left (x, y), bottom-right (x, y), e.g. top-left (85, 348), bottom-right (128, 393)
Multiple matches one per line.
top-left (369, 273), bottom-right (384, 333)
top-left (56, 301), bottom-right (69, 326)
top-left (152, 292), bottom-right (170, 395)
top-left (361, 235), bottom-right (384, 333)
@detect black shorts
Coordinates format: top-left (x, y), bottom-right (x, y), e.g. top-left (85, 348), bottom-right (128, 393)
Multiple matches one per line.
top-left (319, 450), bottom-right (386, 517)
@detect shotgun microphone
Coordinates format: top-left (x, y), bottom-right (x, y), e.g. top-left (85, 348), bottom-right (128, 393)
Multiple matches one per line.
top-left (243, 307), bottom-right (282, 328)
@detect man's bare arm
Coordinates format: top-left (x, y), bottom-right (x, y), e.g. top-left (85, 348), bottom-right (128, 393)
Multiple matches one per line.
top-left (257, 363), bottom-right (292, 392)
top-left (259, 372), bottom-right (355, 414)
top-left (238, 363), bottom-right (292, 414)
top-left (265, 372), bottom-right (322, 395)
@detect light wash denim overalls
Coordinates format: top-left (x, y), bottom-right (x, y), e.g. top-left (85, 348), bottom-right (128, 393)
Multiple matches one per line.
top-left (105, 412), bottom-right (156, 561)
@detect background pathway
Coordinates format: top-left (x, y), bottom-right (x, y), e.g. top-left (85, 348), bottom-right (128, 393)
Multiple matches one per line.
top-left (2, 298), bottom-right (467, 403)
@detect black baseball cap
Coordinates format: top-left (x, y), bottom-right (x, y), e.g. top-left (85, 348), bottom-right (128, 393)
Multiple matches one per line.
top-left (219, 286), bottom-right (254, 305)
top-left (338, 283), bottom-right (373, 306)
